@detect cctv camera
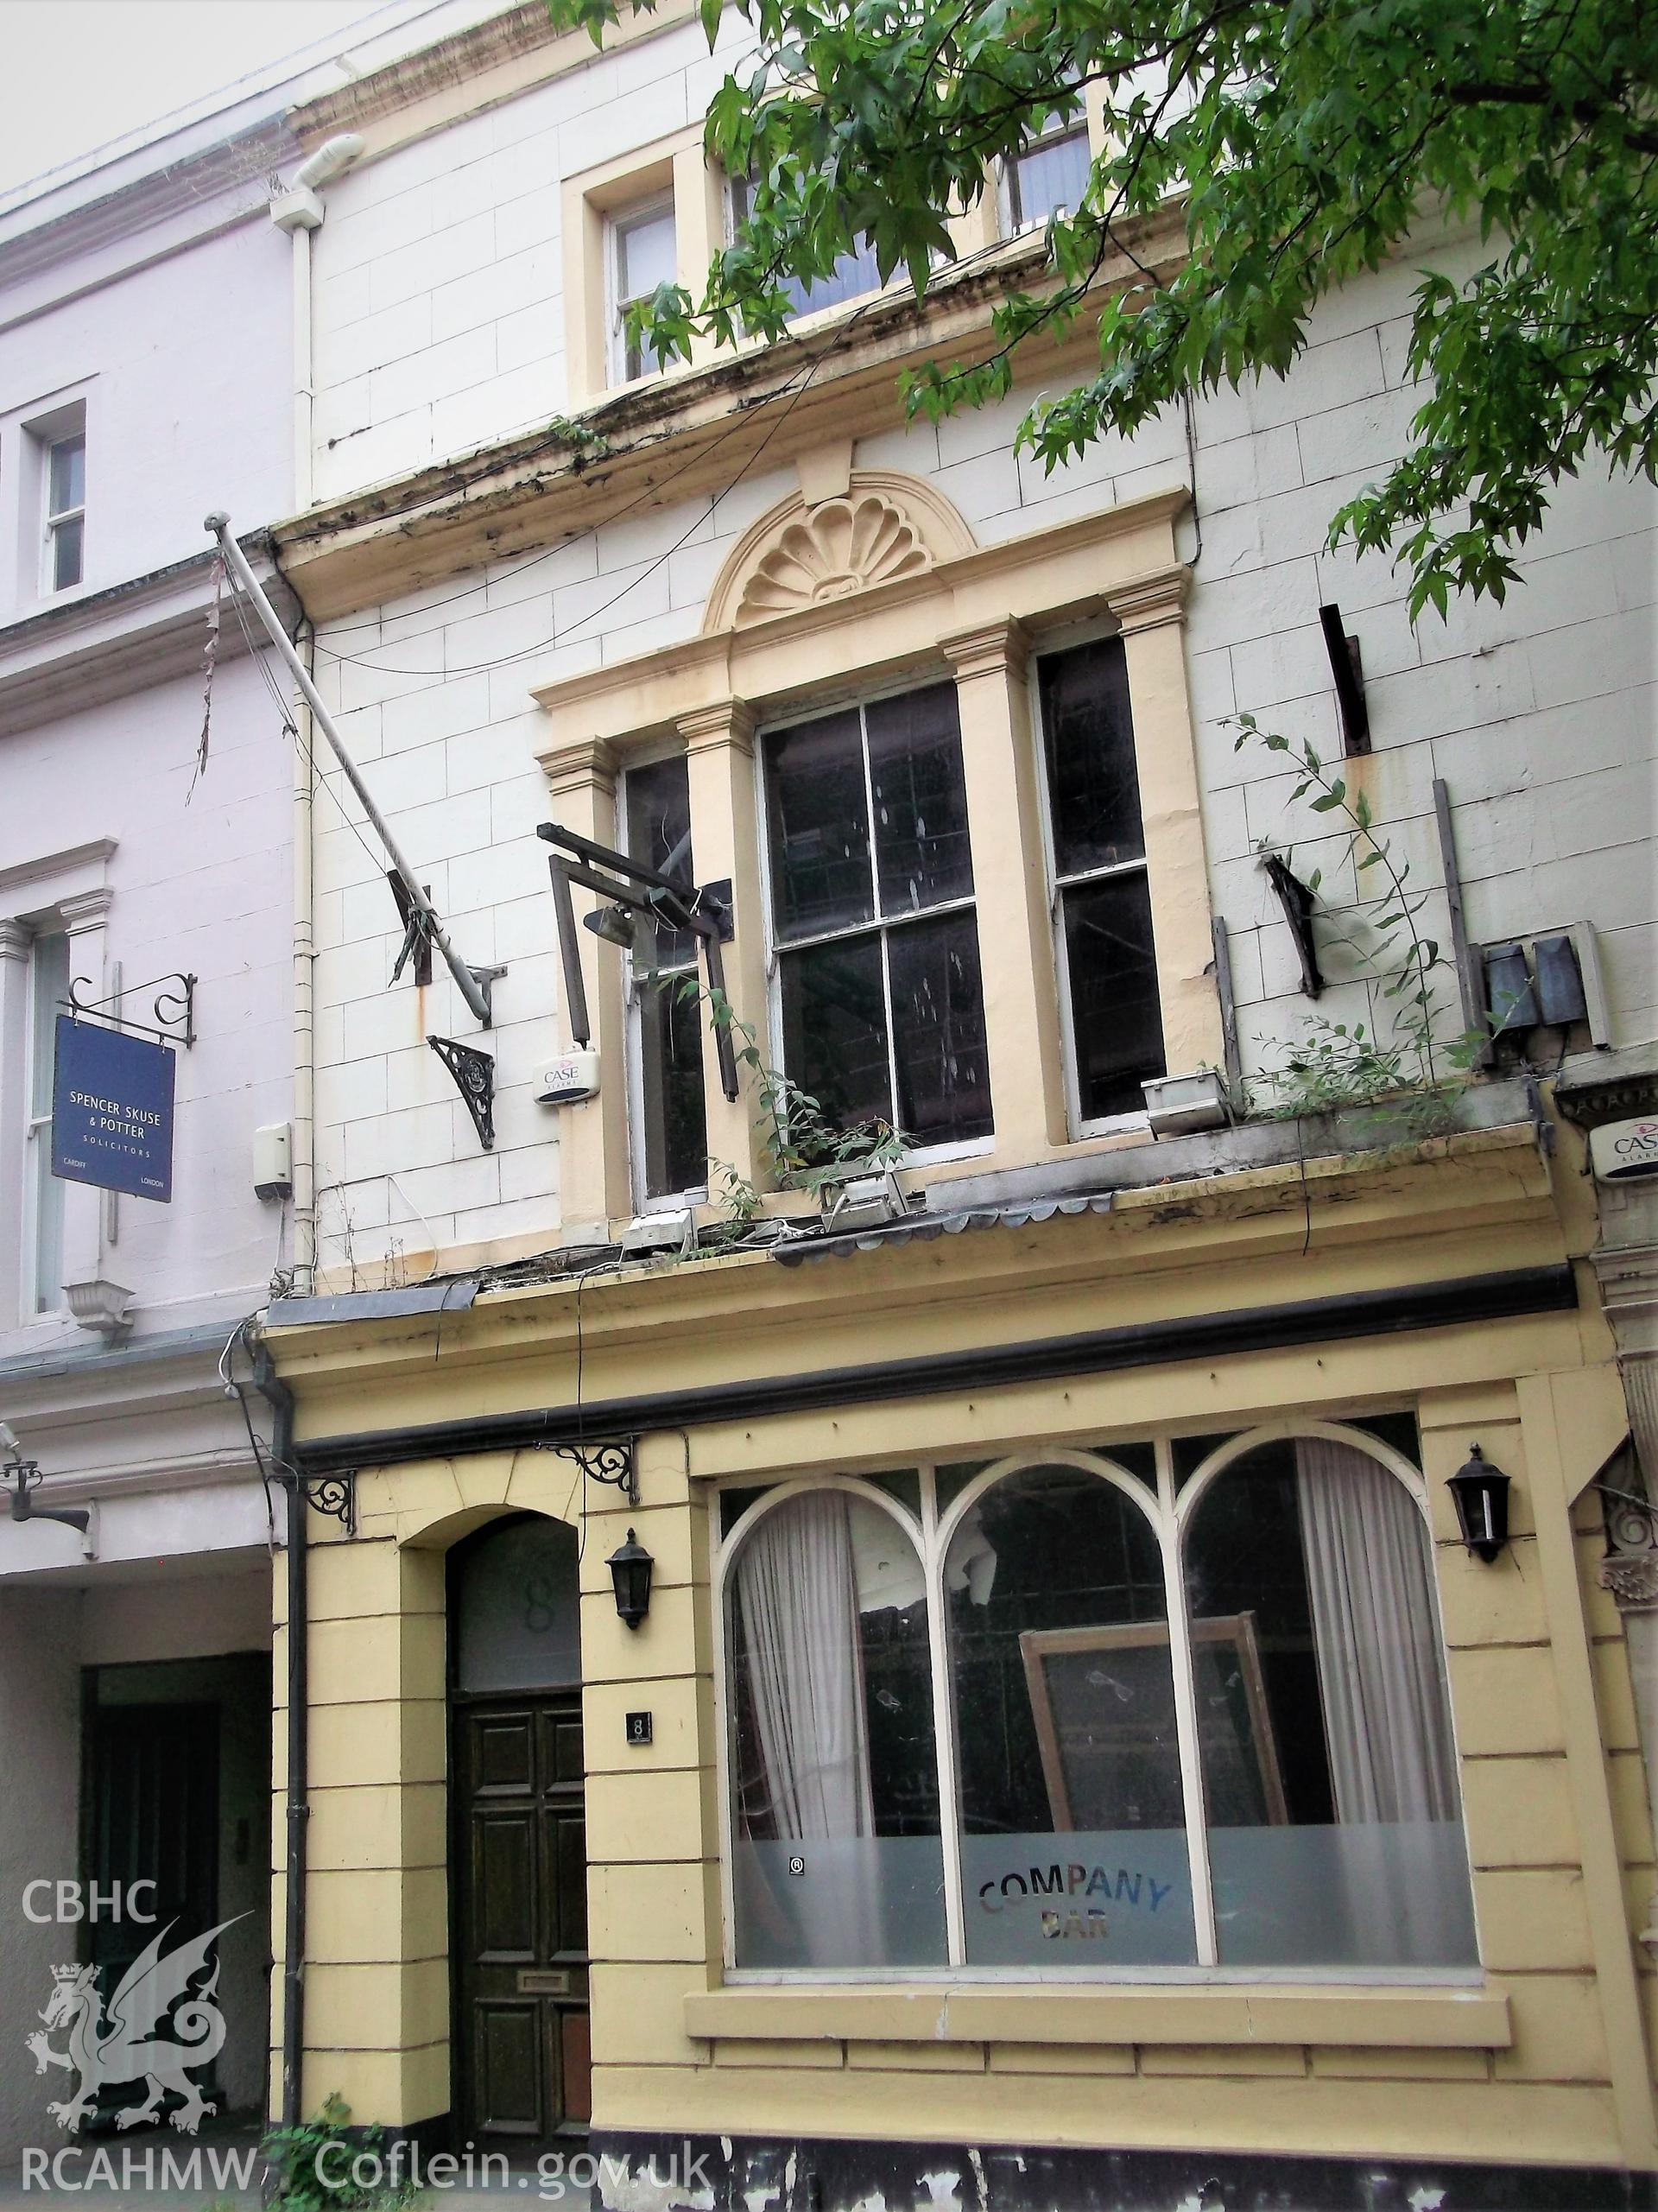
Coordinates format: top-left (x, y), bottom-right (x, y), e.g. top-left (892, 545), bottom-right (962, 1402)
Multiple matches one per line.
top-left (0, 1422), bottom-right (18, 1454)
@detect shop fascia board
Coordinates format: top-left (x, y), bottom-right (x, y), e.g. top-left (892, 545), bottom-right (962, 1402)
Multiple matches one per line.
top-left (272, 208), bottom-right (1187, 623)
top-left (681, 1982), bottom-right (1513, 2052)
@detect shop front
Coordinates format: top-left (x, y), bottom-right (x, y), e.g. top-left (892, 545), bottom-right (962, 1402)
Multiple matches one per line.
top-left (263, 1116), bottom-right (1658, 2207)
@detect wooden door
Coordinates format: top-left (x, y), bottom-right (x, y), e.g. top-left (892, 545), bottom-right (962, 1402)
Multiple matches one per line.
top-left (452, 1692), bottom-right (590, 2145)
top-left (85, 1702), bottom-right (221, 2118)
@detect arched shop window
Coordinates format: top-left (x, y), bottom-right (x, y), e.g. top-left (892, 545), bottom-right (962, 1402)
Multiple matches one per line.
top-left (725, 1486), bottom-right (946, 1968)
top-left (717, 1429), bottom-right (1477, 1974)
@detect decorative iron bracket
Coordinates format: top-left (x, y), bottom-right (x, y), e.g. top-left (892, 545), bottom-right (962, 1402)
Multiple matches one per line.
top-left (301, 1469), bottom-right (358, 1536)
top-left (65, 972), bottom-right (196, 1049)
top-left (533, 1436), bottom-right (637, 1505)
top-left (428, 1035), bottom-right (495, 1151)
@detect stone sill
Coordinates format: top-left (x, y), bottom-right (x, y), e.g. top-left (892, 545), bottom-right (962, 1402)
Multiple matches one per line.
top-left (683, 1984), bottom-right (1512, 2051)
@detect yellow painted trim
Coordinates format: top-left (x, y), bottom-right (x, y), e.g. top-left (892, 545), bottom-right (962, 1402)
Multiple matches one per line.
top-left (1519, 1370), bottom-right (1658, 2165)
top-left (682, 1985), bottom-right (1513, 2050)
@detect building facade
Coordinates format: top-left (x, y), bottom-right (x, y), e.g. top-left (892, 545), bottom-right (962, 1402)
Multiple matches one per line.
top-left (253, 3), bottom-right (1657, 2202)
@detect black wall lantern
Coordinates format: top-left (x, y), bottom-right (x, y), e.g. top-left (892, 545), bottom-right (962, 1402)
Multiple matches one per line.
top-left (608, 1528), bottom-right (655, 1629)
top-left (1447, 1443), bottom-right (1511, 1562)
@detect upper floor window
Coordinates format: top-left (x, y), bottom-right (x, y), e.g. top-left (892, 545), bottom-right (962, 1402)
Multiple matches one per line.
top-left (1005, 116), bottom-right (1092, 229)
top-left (1037, 637), bottom-right (1166, 1126)
top-left (763, 684), bottom-right (992, 1153)
top-left (729, 176), bottom-right (883, 320)
top-left (609, 196), bottom-right (676, 384)
top-left (623, 753), bottom-right (707, 1203)
top-left (26, 929), bottom-right (68, 1315)
top-left (718, 1427), bottom-right (1476, 1974)
top-left (43, 429), bottom-right (85, 593)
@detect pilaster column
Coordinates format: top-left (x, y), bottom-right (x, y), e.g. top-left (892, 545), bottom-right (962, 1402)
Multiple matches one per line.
top-left (55, 888), bottom-right (114, 1303)
top-left (1110, 567), bottom-right (1225, 1078)
top-left (680, 700), bottom-right (769, 1192)
top-left (0, 922), bottom-right (31, 1329)
top-left (941, 620), bottom-right (1066, 1157)
top-left (540, 738), bottom-right (630, 1234)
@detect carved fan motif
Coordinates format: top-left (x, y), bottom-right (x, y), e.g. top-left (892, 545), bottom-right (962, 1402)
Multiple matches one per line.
top-left (734, 494), bottom-right (932, 624)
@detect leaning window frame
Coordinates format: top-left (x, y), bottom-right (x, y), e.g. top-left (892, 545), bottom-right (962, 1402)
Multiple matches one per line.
top-left (618, 745), bottom-right (711, 1215)
top-left (998, 111), bottom-right (1092, 236)
top-left (751, 679), bottom-right (997, 1174)
top-left (607, 192), bottom-right (677, 387)
top-left (707, 1416), bottom-right (1478, 1986)
top-left (1028, 623), bottom-right (1161, 1140)
top-left (724, 172), bottom-right (885, 326)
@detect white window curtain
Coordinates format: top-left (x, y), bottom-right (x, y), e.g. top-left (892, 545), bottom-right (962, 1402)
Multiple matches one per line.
top-left (1294, 1436), bottom-right (1459, 1823)
top-left (732, 1491), bottom-right (880, 1963)
top-left (736, 1490), bottom-right (875, 1840)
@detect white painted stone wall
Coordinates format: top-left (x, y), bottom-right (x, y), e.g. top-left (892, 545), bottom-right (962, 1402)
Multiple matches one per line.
top-left (307, 10), bottom-right (755, 503)
top-left (301, 20), bottom-right (1655, 1274)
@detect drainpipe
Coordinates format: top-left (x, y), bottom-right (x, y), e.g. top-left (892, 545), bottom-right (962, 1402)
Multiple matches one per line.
top-left (270, 135), bottom-right (362, 1294)
top-left (253, 1345), bottom-right (307, 2128)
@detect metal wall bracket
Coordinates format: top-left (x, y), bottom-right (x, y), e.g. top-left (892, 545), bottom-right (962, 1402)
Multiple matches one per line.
top-left (302, 1470), bottom-right (358, 1536)
top-left (66, 972), bottom-right (196, 1049)
top-left (428, 1034), bottom-right (496, 1150)
top-left (533, 1436), bottom-right (637, 1505)
top-left (388, 872), bottom-right (434, 987)
top-left (1319, 603), bottom-right (1370, 755)
top-left (1259, 854), bottom-right (1325, 999)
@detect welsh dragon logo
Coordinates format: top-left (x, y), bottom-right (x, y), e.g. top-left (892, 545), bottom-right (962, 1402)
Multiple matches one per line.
top-left (26, 1916), bottom-right (246, 2136)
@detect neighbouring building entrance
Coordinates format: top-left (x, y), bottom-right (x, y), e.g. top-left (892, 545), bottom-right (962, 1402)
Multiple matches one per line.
top-left (449, 1516), bottom-right (590, 2148)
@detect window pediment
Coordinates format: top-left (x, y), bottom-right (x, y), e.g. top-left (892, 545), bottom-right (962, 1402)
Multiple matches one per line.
top-left (705, 472), bottom-right (979, 636)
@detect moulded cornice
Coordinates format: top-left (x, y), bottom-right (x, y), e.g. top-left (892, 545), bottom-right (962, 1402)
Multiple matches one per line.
top-left (0, 539), bottom-right (296, 737)
top-left (540, 736), bottom-right (619, 799)
top-left (0, 840), bottom-right (117, 897)
top-left (940, 618), bottom-right (1031, 684)
top-left (678, 699), bottom-right (756, 753)
top-left (289, 0), bottom-right (698, 155)
top-left (1110, 563), bottom-right (1192, 632)
top-left (274, 206), bottom-right (1190, 624)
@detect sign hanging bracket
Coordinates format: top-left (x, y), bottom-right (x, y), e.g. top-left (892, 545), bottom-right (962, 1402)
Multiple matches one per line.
top-left (64, 972), bottom-right (197, 1049)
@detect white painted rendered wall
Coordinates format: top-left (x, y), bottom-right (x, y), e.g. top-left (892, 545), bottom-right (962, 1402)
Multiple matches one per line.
top-left (0, 651), bottom-right (297, 1359)
top-left (300, 22), bottom-right (1656, 1275)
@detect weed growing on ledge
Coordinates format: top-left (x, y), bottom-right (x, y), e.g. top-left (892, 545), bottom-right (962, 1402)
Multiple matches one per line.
top-left (1234, 717), bottom-right (1492, 1131)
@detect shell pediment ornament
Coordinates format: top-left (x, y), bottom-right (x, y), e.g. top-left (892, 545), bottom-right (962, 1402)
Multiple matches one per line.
top-left (705, 471), bottom-right (978, 634)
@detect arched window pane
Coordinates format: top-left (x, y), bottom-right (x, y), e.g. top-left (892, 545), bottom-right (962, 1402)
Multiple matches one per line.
top-left (728, 1491), bottom-right (945, 1968)
top-left (453, 1517), bottom-right (581, 1692)
top-left (946, 1465), bottom-right (1196, 1967)
top-left (1184, 1437), bottom-right (1477, 1967)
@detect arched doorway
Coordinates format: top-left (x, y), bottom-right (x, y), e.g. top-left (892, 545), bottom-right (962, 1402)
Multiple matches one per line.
top-left (448, 1514), bottom-right (589, 2150)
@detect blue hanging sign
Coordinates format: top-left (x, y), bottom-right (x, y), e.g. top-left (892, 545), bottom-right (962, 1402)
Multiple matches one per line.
top-left (51, 1016), bottom-right (176, 1202)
